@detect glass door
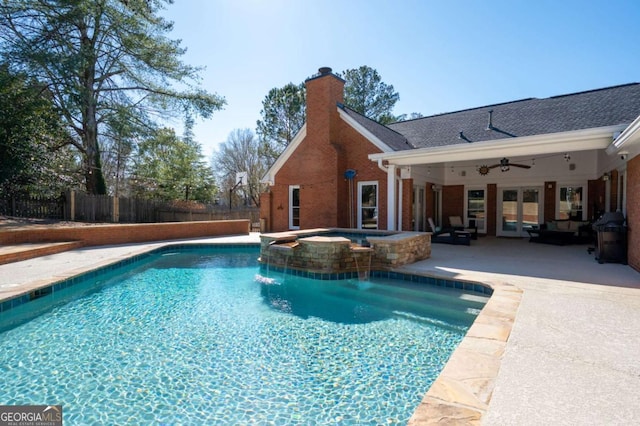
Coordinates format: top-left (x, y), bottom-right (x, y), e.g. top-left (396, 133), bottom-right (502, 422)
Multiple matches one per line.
top-left (466, 188), bottom-right (486, 234)
top-left (500, 189), bottom-right (519, 236)
top-left (358, 181), bottom-right (378, 229)
top-left (498, 187), bottom-right (542, 237)
top-left (521, 188), bottom-right (540, 233)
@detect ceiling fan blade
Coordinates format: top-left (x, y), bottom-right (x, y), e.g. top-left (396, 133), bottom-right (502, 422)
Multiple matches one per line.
top-left (510, 163), bottom-right (531, 169)
top-left (487, 164), bottom-right (501, 169)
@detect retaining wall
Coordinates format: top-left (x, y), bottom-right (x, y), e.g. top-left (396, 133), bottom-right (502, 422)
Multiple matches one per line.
top-left (0, 220), bottom-right (250, 247)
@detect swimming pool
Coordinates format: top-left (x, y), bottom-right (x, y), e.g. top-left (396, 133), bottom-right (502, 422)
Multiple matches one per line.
top-left (0, 245), bottom-right (487, 424)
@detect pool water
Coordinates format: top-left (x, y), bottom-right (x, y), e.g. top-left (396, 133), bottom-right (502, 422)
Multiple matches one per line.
top-left (0, 247), bottom-right (486, 424)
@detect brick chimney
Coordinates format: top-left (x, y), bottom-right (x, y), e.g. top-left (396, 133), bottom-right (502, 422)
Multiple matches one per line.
top-left (292, 67), bottom-right (345, 228)
top-left (305, 67), bottom-right (345, 142)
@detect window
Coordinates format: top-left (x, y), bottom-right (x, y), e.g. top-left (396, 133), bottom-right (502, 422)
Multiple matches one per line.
top-left (466, 188), bottom-right (486, 233)
top-left (558, 186), bottom-right (583, 220)
top-left (289, 185), bottom-right (300, 229)
top-left (358, 181), bottom-right (378, 229)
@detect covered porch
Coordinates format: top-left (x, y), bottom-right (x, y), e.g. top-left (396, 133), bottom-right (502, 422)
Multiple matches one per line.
top-left (371, 126), bottom-right (629, 236)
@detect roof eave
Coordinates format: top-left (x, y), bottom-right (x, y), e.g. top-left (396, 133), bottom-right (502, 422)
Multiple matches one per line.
top-left (369, 125), bottom-right (625, 166)
top-left (337, 108), bottom-right (395, 153)
top-left (260, 124), bottom-right (307, 185)
top-left (606, 114), bottom-right (640, 155)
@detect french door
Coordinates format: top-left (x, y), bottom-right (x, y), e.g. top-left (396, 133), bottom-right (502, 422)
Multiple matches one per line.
top-left (498, 187), bottom-right (542, 237)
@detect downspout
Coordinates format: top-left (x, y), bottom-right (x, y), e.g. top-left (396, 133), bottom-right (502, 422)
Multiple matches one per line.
top-left (344, 169), bottom-right (357, 228)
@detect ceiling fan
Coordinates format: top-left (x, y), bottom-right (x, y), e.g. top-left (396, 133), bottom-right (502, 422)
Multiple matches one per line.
top-left (477, 157), bottom-right (531, 175)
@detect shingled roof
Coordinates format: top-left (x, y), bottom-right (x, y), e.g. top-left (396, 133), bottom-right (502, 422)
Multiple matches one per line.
top-left (385, 83), bottom-right (640, 150)
top-left (338, 104), bottom-right (413, 151)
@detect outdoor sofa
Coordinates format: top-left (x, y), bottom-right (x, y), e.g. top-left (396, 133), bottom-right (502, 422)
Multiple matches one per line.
top-left (527, 219), bottom-right (593, 245)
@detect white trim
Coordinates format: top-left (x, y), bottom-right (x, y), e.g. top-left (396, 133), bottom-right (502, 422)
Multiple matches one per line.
top-left (398, 179), bottom-right (403, 230)
top-left (357, 181), bottom-right (379, 230)
top-left (261, 105), bottom-right (397, 185)
top-left (607, 113), bottom-right (640, 154)
top-left (387, 165), bottom-right (396, 230)
top-left (368, 125), bottom-right (625, 166)
top-left (497, 186), bottom-right (544, 237)
top-left (556, 183), bottom-right (587, 221)
top-left (464, 186), bottom-right (487, 234)
top-left (260, 124), bottom-right (307, 185)
top-left (338, 108), bottom-right (395, 153)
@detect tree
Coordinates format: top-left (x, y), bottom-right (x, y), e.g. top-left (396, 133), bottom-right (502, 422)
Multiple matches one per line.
top-left (213, 128), bottom-right (267, 208)
top-left (130, 127), bottom-right (216, 202)
top-left (395, 112), bottom-right (424, 122)
top-left (0, 0), bottom-right (225, 195)
top-left (100, 105), bottom-right (142, 197)
top-left (338, 66), bottom-right (399, 124)
top-left (255, 66), bottom-right (401, 162)
top-left (256, 82), bottom-right (306, 165)
top-left (0, 65), bottom-right (81, 197)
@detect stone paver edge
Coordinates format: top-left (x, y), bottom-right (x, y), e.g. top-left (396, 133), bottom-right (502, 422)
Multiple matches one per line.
top-left (0, 244), bottom-right (165, 303)
top-left (408, 278), bottom-right (523, 425)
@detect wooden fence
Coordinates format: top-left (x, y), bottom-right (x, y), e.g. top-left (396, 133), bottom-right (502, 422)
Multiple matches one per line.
top-left (0, 195), bottom-right (64, 220)
top-left (1, 191), bottom-right (260, 227)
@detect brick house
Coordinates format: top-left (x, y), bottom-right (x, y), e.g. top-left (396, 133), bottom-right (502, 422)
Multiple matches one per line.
top-left (260, 67), bottom-right (640, 271)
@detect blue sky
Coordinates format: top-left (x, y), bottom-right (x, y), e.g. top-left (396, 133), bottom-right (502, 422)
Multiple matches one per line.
top-left (162, 0), bottom-right (640, 157)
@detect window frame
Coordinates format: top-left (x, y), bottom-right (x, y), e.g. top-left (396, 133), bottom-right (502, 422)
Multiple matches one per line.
top-left (289, 185), bottom-right (300, 230)
top-left (357, 181), bottom-right (378, 230)
top-left (464, 186), bottom-right (487, 234)
top-left (556, 184), bottom-right (587, 221)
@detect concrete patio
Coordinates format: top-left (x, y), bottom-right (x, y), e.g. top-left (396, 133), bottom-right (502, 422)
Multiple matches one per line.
top-left (401, 237), bottom-right (640, 424)
top-left (0, 234), bottom-right (638, 424)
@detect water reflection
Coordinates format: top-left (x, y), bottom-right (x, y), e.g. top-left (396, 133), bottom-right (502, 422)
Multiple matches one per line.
top-left (257, 275), bottom-right (389, 324)
top-left (256, 273), bottom-right (485, 328)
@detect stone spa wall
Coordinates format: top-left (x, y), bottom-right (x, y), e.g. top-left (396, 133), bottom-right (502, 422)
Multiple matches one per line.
top-left (259, 229), bottom-right (431, 277)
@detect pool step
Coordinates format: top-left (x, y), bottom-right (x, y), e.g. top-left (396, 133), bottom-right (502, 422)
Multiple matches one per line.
top-left (326, 283), bottom-right (486, 325)
top-left (345, 279), bottom-right (488, 309)
top-left (0, 241), bottom-right (83, 265)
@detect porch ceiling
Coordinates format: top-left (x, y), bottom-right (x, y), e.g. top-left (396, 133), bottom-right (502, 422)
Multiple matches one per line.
top-left (369, 125), bottom-right (624, 166)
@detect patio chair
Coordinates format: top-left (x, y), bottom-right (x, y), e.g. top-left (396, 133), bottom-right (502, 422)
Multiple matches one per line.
top-left (449, 216), bottom-right (478, 240)
top-left (428, 218), bottom-right (471, 246)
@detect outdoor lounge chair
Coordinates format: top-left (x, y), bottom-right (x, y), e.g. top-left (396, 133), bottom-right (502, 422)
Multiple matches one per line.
top-left (428, 218), bottom-right (471, 246)
top-left (449, 215), bottom-right (478, 239)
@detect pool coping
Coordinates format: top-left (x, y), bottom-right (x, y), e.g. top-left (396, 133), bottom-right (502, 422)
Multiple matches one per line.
top-left (406, 275), bottom-right (522, 425)
top-left (0, 240), bottom-right (521, 425)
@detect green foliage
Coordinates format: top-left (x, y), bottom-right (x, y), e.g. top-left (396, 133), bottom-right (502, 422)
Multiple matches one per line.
top-left (213, 128), bottom-right (268, 207)
top-left (255, 66), bottom-right (402, 166)
top-left (0, 65), bottom-right (81, 197)
top-left (338, 66), bottom-right (400, 124)
top-left (0, 0), bottom-right (225, 195)
top-left (130, 127), bottom-right (217, 202)
top-left (395, 112), bottom-right (424, 122)
top-left (100, 104), bottom-right (144, 197)
top-left (256, 82), bottom-right (306, 165)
